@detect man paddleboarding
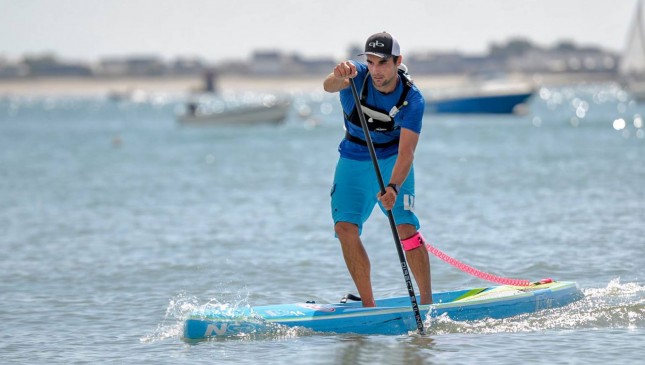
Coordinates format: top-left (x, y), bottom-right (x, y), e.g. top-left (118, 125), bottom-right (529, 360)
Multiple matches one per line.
top-left (323, 32), bottom-right (432, 307)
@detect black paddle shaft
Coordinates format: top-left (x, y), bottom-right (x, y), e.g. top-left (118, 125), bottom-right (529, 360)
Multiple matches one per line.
top-left (348, 78), bottom-right (425, 334)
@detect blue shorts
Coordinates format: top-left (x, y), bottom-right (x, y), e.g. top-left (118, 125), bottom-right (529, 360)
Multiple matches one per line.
top-left (330, 155), bottom-right (419, 234)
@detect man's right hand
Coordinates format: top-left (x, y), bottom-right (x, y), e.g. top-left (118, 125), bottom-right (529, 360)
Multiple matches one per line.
top-left (333, 61), bottom-right (357, 79)
top-left (323, 61), bottom-right (357, 93)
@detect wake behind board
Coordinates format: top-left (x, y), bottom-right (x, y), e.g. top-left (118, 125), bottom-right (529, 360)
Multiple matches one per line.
top-left (183, 280), bottom-right (583, 340)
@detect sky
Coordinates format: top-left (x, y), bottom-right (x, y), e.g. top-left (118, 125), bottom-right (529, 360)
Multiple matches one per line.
top-left (0, 0), bottom-right (639, 63)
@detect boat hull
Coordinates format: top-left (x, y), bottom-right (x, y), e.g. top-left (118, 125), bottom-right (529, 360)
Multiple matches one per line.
top-left (183, 281), bottom-right (583, 339)
top-left (178, 102), bottom-right (290, 126)
top-left (426, 91), bottom-right (533, 114)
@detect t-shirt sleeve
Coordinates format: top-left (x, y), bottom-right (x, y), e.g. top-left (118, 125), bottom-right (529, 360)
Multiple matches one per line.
top-left (396, 89), bottom-right (425, 134)
top-left (339, 62), bottom-right (368, 115)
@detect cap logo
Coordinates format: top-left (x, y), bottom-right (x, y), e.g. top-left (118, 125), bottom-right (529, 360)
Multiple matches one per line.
top-left (368, 40), bottom-right (385, 48)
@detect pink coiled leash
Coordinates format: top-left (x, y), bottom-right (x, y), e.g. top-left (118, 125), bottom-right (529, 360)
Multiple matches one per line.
top-left (425, 242), bottom-right (542, 286)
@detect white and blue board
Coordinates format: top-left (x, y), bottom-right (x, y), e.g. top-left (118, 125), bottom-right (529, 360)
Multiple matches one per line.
top-left (183, 280), bottom-right (583, 340)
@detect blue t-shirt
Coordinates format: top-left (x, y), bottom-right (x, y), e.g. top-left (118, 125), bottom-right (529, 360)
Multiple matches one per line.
top-left (338, 62), bottom-right (425, 161)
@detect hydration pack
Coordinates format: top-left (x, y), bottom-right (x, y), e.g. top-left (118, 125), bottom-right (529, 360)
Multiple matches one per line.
top-left (345, 67), bottom-right (413, 133)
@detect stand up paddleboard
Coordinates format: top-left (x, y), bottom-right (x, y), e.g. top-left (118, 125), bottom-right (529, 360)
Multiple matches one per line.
top-left (183, 280), bottom-right (583, 340)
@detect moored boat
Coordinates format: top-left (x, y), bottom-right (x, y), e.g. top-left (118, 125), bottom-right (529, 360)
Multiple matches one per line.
top-left (177, 96), bottom-right (291, 126)
top-left (424, 75), bottom-right (535, 114)
top-left (426, 90), bottom-right (534, 114)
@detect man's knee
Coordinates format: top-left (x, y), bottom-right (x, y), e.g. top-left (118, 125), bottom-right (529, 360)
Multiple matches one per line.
top-left (334, 222), bottom-right (359, 239)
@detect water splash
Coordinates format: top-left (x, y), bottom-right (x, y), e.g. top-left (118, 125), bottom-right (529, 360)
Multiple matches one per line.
top-left (141, 289), bottom-right (313, 344)
top-left (140, 287), bottom-right (255, 344)
top-left (140, 292), bottom-right (204, 344)
top-left (186, 304), bottom-right (314, 343)
top-left (424, 278), bottom-right (644, 335)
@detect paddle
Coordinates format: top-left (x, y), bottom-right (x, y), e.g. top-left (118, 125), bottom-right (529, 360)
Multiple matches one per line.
top-left (348, 78), bottom-right (425, 335)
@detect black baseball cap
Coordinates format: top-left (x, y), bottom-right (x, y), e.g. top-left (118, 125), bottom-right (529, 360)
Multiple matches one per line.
top-left (358, 32), bottom-right (401, 58)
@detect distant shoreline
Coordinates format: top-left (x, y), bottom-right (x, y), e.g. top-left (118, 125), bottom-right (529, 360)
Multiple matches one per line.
top-left (0, 73), bottom-right (617, 97)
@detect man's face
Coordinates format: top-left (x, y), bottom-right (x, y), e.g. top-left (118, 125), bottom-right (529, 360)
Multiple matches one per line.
top-left (365, 54), bottom-right (401, 92)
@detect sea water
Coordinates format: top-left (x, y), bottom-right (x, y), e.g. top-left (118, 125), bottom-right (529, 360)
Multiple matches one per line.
top-left (0, 83), bottom-right (643, 364)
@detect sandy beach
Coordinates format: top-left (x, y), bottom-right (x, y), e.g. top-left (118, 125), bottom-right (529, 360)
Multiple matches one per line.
top-left (0, 72), bottom-right (616, 97)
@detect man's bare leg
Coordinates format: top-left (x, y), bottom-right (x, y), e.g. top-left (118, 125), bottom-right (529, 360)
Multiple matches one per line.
top-left (398, 224), bottom-right (433, 304)
top-left (335, 222), bottom-right (376, 307)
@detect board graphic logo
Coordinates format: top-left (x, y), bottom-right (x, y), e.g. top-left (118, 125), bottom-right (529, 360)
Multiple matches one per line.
top-left (203, 322), bottom-right (258, 336)
top-left (204, 323), bottom-right (229, 336)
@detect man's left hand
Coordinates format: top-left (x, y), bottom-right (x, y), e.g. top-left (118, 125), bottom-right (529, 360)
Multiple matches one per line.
top-left (377, 187), bottom-right (398, 211)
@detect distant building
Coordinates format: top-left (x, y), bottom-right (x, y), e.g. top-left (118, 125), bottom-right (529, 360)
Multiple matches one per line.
top-left (170, 58), bottom-right (208, 76)
top-left (250, 50), bottom-right (285, 75)
top-left (406, 52), bottom-right (470, 74)
top-left (287, 54), bottom-right (335, 75)
top-left (0, 57), bottom-right (28, 78)
top-left (22, 54), bottom-right (93, 77)
top-left (98, 56), bottom-right (165, 77)
top-left (248, 50), bottom-right (335, 76)
top-left (507, 48), bottom-right (617, 74)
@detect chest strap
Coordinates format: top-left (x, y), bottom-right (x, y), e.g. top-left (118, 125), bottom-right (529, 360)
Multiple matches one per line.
top-left (345, 131), bottom-right (400, 148)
